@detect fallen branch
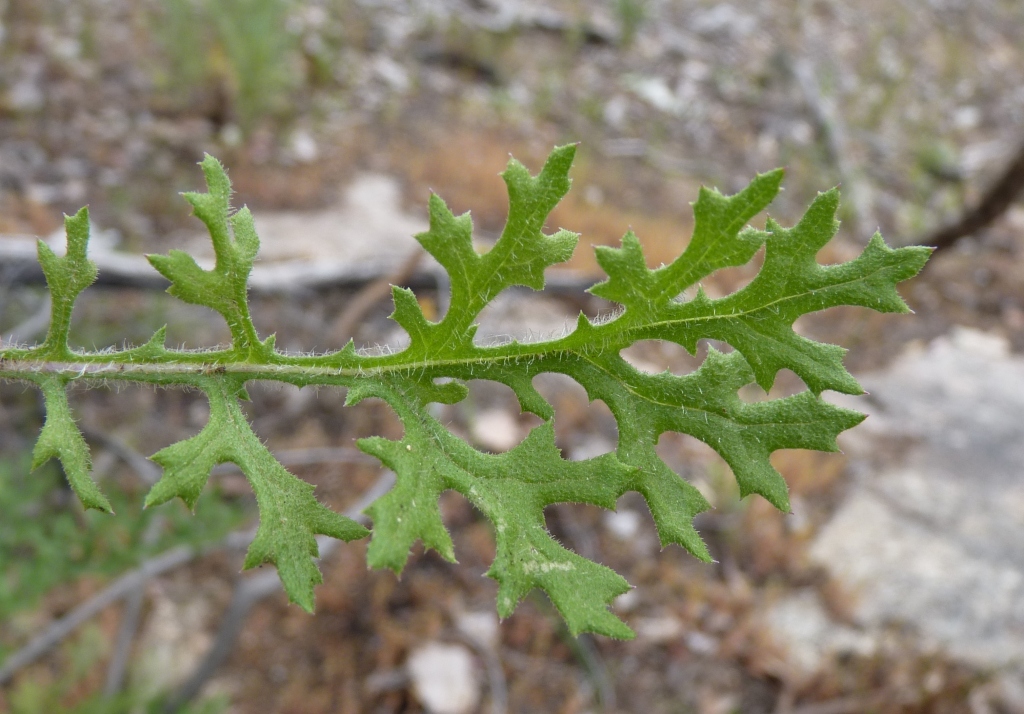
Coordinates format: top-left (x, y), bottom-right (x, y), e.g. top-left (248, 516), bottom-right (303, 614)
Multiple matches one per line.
top-left (329, 249), bottom-right (424, 343)
top-left (0, 544), bottom-right (201, 685)
top-left (0, 235), bottom-right (598, 299)
top-left (1, 293), bottom-right (51, 347)
top-left (0, 470), bottom-right (395, 687)
top-left (0, 238), bottom-right (597, 296)
top-left (103, 515), bottom-right (165, 697)
top-left (82, 428), bottom-right (162, 485)
top-left (164, 470), bottom-right (396, 712)
top-left (921, 139), bottom-right (1024, 252)
top-left (0, 237), bottom-right (438, 295)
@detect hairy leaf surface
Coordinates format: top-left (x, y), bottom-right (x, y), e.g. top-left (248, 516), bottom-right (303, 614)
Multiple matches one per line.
top-left (0, 148), bottom-right (930, 633)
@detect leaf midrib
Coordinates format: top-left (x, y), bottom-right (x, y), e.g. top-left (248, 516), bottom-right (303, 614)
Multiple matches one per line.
top-left (0, 260), bottom-right (894, 387)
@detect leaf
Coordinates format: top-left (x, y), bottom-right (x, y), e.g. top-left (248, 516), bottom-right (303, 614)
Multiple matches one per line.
top-left (350, 380), bottom-right (636, 638)
top-left (33, 208), bottom-right (98, 358)
top-left (393, 145), bottom-right (580, 357)
top-left (355, 148), bottom-right (928, 636)
top-left (147, 154), bottom-right (270, 358)
top-left (0, 145), bottom-right (931, 637)
top-left (30, 375), bottom-right (112, 513)
top-left (145, 376), bottom-right (368, 611)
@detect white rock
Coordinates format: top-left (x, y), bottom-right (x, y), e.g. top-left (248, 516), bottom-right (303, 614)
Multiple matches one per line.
top-left (808, 328), bottom-right (1024, 668)
top-left (634, 614), bottom-right (683, 644)
top-left (629, 75), bottom-right (683, 115)
top-left (131, 587), bottom-right (213, 699)
top-left (288, 129), bottom-right (319, 163)
top-left (761, 590), bottom-right (876, 680)
top-left (684, 630), bottom-right (718, 655)
top-left (372, 54), bottom-right (410, 92)
top-left (407, 642), bottom-right (480, 714)
top-left (6, 79), bottom-right (43, 112)
top-left (613, 589), bottom-right (639, 612)
top-left (569, 436), bottom-right (616, 462)
top-left (456, 610), bottom-right (499, 650)
top-left (189, 172), bottom-right (427, 268)
top-left (473, 292), bottom-right (574, 346)
top-left (471, 409), bottom-right (521, 452)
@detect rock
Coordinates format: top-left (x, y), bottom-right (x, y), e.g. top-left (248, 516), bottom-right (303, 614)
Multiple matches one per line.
top-left (761, 590), bottom-right (876, 680)
top-left (130, 585), bottom-right (213, 699)
top-left (969, 672), bottom-right (1024, 714)
top-left (684, 630), bottom-right (719, 656)
top-left (807, 328), bottom-right (1024, 667)
top-left (6, 78), bottom-right (44, 113)
top-left (455, 610), bottom-right (500, 650)
top-left (407, 642), bottom-right (480, 714)
top-left (287, 128), bottom-right (319, 163)
top-left (634, 614), bottom-right (684, 644)
top-left (470, 409), bottom-right (522, 452)
top-left (473, 292), bottom-right (575, 346)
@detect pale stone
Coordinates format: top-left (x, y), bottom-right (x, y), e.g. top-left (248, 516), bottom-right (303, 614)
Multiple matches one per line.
top-left (407, 642), bottom-right (480, 714)
top-left (634, 614), bottom-right (684, 644)
top-left (761, 590), bottom-right (876, 680)
top-left (471, 409), bottom-right (521, 453)
top-left (807, 328), bottom-right (1024, 668)
top-left (604, 509), bottom-right (641, 540)
top-left (455, 610), bottom-right (499, 650)
top-left (188, 172), bottom-right (426, 268)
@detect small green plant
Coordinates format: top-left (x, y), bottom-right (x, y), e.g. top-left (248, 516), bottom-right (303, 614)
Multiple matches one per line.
top-left (0, 457), bottom-right (245, 634)
top-left (614, 0), bottom-right (647, 47)
top-left (153, 0), bottom-right (301, 130)
top-left (0, 146), bottom-right (929, 638)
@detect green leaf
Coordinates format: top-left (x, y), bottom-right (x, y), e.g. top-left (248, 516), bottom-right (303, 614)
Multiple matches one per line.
top-left (356, 148), bottom-right (928, 635)
top-left (147, 155), bottom-right (269, 358)
top-left (0, 144), bottom-right (931, 637)
top-left (351, 380), bottom-right (635, 638)
top-left (31, 375), bottom-right (112, 513)
top-left (394, 145), bottom-right (580, 357)
top-left (145, 376), bottom-right (368, 611)
top-left (32, 208), bottom-right (98, 358)
top-left (590, 169), bottom-right (784, 312)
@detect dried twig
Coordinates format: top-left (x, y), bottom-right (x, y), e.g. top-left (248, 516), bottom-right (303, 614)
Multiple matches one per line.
top-left (163, 470), bottom-right (396, 712)
top-left (0, 238), bottom-right (596, 296)
top-left (570, 633), bottom-right (616, 713)
top-left (456, 631), bottom-right (508, 714)
top-left (84, 431), bottom-right (167, 697)
top-left (102, 520), bottom-right (169, 698)
top-left (0, 469), bottom-right (395, 688)
top-left (922, 139), bottom-right (1024, 252)
top-left (0, 544), bottom-right (201, 685)
top-left (0, 239), bottom-right (437, 295)
top-left (329, 249), bottom-right (424, 342)
top-left (102, 584), bottom-right (146, 697)
top-left (82, 428), bottom-right (162, 485)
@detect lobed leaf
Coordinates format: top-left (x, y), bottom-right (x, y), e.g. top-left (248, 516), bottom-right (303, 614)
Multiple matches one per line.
top-left (30, 375), bottom-right (112, 513)
top-left (1, 145), bottom-right (931, 637)
top-left (32, 208), bottom-right (98, 358)
top-left (145, 376), bottom-right (368, 612)
top-left (350, 380), bottom-right (635, 637)
top-left (146, 155), bottom-right (270, 358)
